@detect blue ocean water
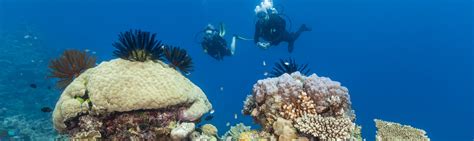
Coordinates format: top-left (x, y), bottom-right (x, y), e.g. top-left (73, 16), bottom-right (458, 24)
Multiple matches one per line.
top-left (0, 0), bottom-right (472, 140)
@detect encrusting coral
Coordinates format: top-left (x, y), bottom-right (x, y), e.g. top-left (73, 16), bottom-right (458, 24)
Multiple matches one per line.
top-left (272, 117), bottom-right (298, 141)
top-left (201, 124), bottom-right (218, 137)
top-left (170, 122), bottom-right (195, 141)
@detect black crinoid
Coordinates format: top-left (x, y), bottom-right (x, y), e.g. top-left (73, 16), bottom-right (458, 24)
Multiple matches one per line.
top-left (48, 50), bottom-right (96, 89)
top-left (163, 46), bottom-right (193, 74)
top-left (113, 29), bottom-right (165, 62)
top-left (269, 58), bottom-right (310, 77)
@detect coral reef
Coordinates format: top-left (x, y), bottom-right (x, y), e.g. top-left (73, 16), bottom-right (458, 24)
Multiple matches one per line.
top-left (201, 124), bottom-right (218, 137)
top-left (221, 123), bottom-right (252, 141)
top-left (52, 58), bottom-right (212, 138)
top-left (273, 117), bottom-right (298, 141)
top-left (48, 49), bottom-right (96, 89)
top-left (294, 114), bottom-right (355, 140)
top-left (244, 72), bottom-right (353, 131)
top-left (0, 25), bottom-right (60, 140)
top-left (241, 72), bottom-right (357, 140)
top-left (375, 119), bottom-right (430, 141)
top-left (269, 58), bottom-right (310, 77)
top-left (0, 114), bottom-right (58, 140)
top-left (113, 29), bottom-right (165, 62)
top-left (163, 45), bottom-right (194, 74)
top-left (189, 124), bottom-right (218, 141)
top-left (170, 122), bottom-right (195, 141)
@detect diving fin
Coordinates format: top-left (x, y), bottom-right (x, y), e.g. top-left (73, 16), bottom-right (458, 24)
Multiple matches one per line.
top-left (219, 22), bottom-right (226, 37)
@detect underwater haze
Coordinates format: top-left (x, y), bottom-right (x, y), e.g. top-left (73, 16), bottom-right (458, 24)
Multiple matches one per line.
top-left (0, 0), bottom-right (473, 140)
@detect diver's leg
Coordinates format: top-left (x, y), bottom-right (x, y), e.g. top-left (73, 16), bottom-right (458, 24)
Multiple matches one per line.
top-left (287, 24), bottom-right (311, 53)
top-left (292, 24), bottom-right (312, 41)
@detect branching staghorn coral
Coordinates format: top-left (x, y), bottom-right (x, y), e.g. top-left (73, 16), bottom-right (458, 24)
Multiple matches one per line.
top-left (294, 114), bottom-right (355, 140)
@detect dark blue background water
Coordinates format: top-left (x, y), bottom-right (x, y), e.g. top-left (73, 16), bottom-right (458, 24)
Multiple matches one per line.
top-left (1, 0), bottom-right (472, 140)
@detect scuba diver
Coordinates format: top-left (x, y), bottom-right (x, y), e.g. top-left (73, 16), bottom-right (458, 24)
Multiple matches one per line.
top-left (254, 0), bottom-right (312, 53)
top-left (199, 23), bottom-right (249, 60)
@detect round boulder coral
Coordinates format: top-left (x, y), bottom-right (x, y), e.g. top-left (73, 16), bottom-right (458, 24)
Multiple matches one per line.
top-left (52, 59), bottom-right (212, 138)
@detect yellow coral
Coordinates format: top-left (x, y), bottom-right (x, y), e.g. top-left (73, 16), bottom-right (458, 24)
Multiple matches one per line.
top-left (280, 91), bottom-right (317, 120)
top-left (201, 124), bottom-right (218, 136)
top-left (238, 130), bottom-right (258, 141)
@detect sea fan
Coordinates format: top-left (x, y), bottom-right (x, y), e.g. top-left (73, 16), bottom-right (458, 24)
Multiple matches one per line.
top-left (113, 29), bottom-right (164, 62)
top-left (48, 50), bottom-right (96, 89)
top-left (163, 46), bottom-right (193, 74)
top-left (269, 58), bottom-right (310, 77)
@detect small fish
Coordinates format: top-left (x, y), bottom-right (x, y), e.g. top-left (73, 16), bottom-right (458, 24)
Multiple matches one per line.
top-left (263, 72), bottom-right (268, 76)
top-left (204, 115), bottom-right (214, 121)
top-left (220, 86), bottom-right (224, 91)
top-left (226, 122), bottom-right (230, 126)
top-left (210, 109), bottom-right (215, 114)
top-left (41, 107), bottom-right (53, 113)
top-left (284, 62), bottom-right (290, 65)
top-left (24, 35), bottom-right (31, 39)
top-left (263, 60), bottom-right (266, 66)
top-left (92, 51), bottom-right (97, 54)
top-left (33, 36), bottom-right (38, 40)
top-left (29, 84), bottom-right (37, 88)
top-left (234, 114), bottom-right (238, 119)
top-left (85, 49), bottom-right (90, 52)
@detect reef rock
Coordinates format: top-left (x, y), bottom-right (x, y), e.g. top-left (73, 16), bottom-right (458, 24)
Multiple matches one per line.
top-left (272, 117), bottom-right (298, 141)
top-left (52, 59), bottom-right (212, 138)
top-left (170, 122), bottom-right (195, 141)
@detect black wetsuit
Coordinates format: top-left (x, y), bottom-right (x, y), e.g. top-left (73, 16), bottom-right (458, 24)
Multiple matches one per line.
top-left (254, 14), bottom-right (308, 53)
top-left (202, 34), bottom-right (231, 60)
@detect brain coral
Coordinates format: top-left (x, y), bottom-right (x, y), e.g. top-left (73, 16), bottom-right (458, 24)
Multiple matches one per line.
top-left (52, 58), bottom-right (212, 133)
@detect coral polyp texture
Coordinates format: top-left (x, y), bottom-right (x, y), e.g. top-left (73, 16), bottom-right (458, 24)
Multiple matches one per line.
top-left (48, 49), bottom-right (96, 89)
top-left (375, 119), bottom-right (430, 141)
top-left (269, 58), bottom-right (310, 77)
top-left (52, 58), bottom-right (211, 139)
top-left (243, 72), bottom-right (355, 140)
top-left (163, 46), bottom-right (194, 74)
top-left (112, 29), bottom-right (165, 62)
top-left (294, 114), bottom-right (354, 140)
